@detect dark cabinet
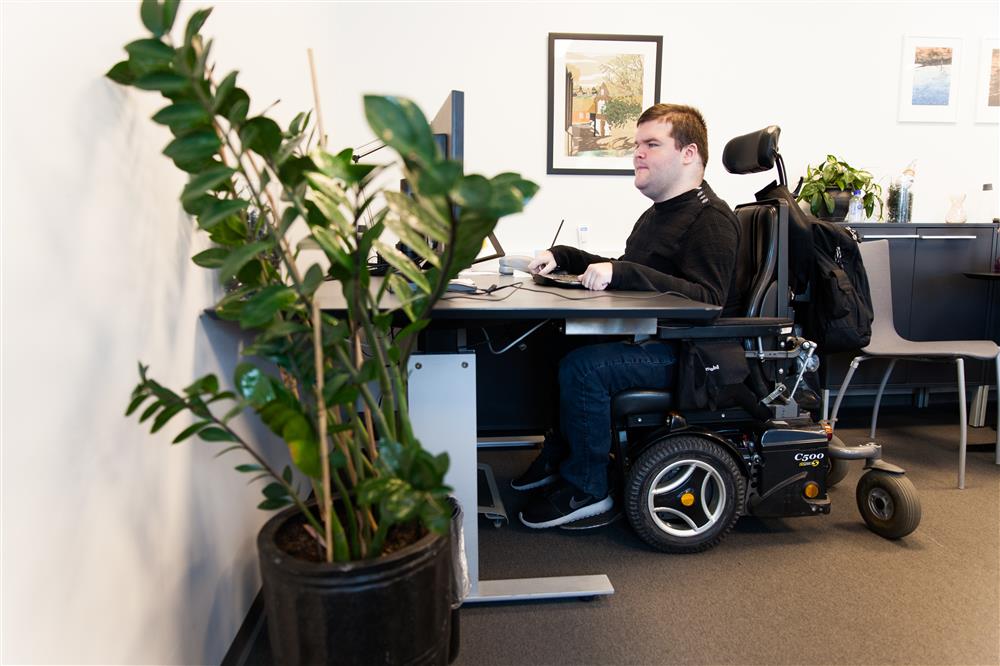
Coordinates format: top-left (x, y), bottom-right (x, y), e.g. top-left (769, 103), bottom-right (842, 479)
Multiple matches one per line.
top-left (823, 224), bottom-right (998, 394)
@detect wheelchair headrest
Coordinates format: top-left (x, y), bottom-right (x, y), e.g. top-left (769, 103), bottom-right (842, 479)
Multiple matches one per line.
top-left (722, 126), bottom-right (781, 175)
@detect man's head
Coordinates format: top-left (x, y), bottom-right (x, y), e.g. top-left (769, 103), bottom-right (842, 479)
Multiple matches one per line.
top-left (632, 103), bottom-right (708, 202)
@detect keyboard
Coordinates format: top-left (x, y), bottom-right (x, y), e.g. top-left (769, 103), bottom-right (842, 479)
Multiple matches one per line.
top-left (531, 272), bottom-right (586, 289)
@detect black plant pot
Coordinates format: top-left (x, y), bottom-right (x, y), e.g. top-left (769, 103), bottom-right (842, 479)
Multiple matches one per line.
top-left (258, 505), bottom-right (454, 666)
top-left (817, 188), bottom-right (853, 221)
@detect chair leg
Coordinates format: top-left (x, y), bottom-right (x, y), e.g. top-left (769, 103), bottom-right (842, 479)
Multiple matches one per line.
top-left (829, 356), bottom-right (865, 432)
top-left (995, 352), bottom-right (999, 465)
top-left (870, 359), bottom-right (897, 439)
top-left (956, 358), bottom-right (967, 490)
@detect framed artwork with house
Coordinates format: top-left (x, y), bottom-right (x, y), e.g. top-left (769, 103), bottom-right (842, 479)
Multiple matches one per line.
top-left (547, 33), bottom-right (662, 175)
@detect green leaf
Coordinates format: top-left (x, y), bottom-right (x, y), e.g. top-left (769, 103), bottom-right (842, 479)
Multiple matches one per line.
top-left (310, 227), bottom-right (353, 270)
top-left (105, 61), bottom-right (136, 86)
top-left (240, 117), bottom-right (283, 158)
top-left (454, 174), bottom-right (491, 210)
top-left (383, 190), bottom-right (449, 245)
top-left (150, 403), bottom-right (185, 433)
top-left (125, 392), bottom-right (151, 417)
top-left (234, 363), bottom-right (277, 406)
top-left (183, 374), bottom-right (219, 396)
top-left (172, 420), bottom-right (210, 444)
top-left (257, 497), bottom-right (291, 511)
top-left (140, 0), bottom-right (165, 37)
top-left (373, 240), bottom-right (431, 293)
top-left (152, 101), bottom-right (211, 130)
top-left (197, 198), bottom-right (250, 230)
top-left (182, 166), bottom-right (236, 204)
top-left (822, 191), bottom-right (834, 214)
top-left (235, 463), bottom-right (264, 473)
top-left (162, 0), bottom-right (180, 31)
top-left (217, 240), bottom-right (272, 284)
top-left (184, 8), bottom-right (212, 44)
top-left (262, 482), bottom-right (289, 499)
top-left (125, 38), bottom-right (174, 66)
top-left (139, 399), bottom-right (163, 423)
top-left (364, 95), bottom-right (437, 166)
top-left (212, 70), bottom-right (238, 113)
top-left (226, 89), bottom-right (251, 126)
top-left (416, 159), bottom-right (463, 196)
top-left (199, 427), bottom-right (238, 442)
top-left (163, 130), bottom-right (221, 164)
top-left (299, 263), bottom-right (325, 296)
top-left (283, 413), bottom-right (321, 478)
top-left (239, 285), bottom-right (297, 329)
top-left (134, 72), bottom-right (189, 94)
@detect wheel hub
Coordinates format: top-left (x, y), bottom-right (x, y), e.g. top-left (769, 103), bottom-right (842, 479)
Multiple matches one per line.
top-left (647, 459), bottom-right (726, 536)
top-left (867, 487), bottom-right (895, 520)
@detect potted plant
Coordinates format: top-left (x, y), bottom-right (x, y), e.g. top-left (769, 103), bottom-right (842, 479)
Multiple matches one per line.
top-left (795, 154), bottom-right (883, 221)
top-left (109, 1), bottom-right (537, 663)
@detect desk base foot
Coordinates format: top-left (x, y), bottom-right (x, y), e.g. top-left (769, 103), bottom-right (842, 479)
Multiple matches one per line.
top-left (464, 574), bottom-right (614, 603)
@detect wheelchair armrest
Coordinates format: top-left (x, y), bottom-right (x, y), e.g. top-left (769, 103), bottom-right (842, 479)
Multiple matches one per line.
top-left (656, 316), bottom-right (793, 340)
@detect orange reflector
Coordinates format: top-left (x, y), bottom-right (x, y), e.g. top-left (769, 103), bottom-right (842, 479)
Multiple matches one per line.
top-left (820, 421), bottom-right (833, 440)
top-left (680, 492), bottom-right (696, 507)
top-left (804, 481), bottom-right (821, 499)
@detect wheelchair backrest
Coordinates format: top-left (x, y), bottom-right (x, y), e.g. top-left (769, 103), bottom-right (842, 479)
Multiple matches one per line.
top-left (722, 126), bottom-right (791, 321)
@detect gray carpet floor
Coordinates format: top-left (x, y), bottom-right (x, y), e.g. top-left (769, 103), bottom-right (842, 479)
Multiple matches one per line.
top-left (239, 404), bottom-right (999, 665)
top-left (459, 405), bottom-right (999, 666)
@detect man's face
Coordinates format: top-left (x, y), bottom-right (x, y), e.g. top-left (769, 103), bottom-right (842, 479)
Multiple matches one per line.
top-left (632, 120), bottom-right (685, 202)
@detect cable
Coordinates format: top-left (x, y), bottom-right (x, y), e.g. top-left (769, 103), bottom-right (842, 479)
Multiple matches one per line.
top-left (480, 319), bottom-right (552, 355)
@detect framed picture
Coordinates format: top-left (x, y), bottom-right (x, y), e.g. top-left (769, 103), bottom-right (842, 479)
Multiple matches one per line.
top-left (897, 36), bottom-right (962, 123)
top-left (974, 38), bottom-right (999, 124)
top-left (547, 33), bottom-right (662, 175)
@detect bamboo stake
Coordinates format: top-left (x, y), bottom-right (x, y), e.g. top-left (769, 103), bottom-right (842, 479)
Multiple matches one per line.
top-left (307, 48), bottom-right (327, 149)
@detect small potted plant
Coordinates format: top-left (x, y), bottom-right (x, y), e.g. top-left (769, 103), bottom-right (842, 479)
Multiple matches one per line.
top-left (795, 154), bottom-right (883, 221)
top-left (109, 1), bottom-right (537, 663)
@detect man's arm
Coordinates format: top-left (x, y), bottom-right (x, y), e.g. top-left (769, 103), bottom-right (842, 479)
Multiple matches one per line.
top-left (548, 245), bottom-right (617, 274)
top-left (608, 212), bottom-right (739, 306)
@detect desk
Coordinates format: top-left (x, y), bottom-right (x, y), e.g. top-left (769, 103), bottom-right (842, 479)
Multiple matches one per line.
top-left (315, 274), bottom-right (721, 602)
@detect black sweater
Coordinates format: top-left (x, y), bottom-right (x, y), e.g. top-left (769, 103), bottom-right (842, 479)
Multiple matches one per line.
top-left (549, 182), bottom-right (742, 315)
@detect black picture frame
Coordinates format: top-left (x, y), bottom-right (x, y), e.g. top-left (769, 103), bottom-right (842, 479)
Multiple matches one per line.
top-left (547, 33), bottom-right (663, 175)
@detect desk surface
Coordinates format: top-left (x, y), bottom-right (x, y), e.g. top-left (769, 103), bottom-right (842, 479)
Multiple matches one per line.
top-left (314, 274), bottom-right (721, 321)
top-left (963, 271), bottom-right (1000, 280)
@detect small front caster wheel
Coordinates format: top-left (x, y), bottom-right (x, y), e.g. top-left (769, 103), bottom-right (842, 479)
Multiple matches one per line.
top-left (856, 470), bottom-right (921, 539)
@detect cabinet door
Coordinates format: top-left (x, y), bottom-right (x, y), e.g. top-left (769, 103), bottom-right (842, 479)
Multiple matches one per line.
top-left (906, 228), bottom-right (994, 385)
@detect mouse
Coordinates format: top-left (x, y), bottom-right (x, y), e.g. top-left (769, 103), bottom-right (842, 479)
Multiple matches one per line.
top-left (446, 278), bottom-right (478, 293)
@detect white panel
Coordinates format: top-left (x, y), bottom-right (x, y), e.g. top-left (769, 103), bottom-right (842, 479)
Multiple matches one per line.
top-left (407, 354), bottom-right (480, 593)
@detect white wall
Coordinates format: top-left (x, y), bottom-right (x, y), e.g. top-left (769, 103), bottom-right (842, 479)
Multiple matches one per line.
top-left (1, 2), bottom-right (997, 664)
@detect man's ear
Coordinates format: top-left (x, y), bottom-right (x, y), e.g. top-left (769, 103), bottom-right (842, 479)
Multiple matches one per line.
top-left (681, 143), bottom-right (700, 165)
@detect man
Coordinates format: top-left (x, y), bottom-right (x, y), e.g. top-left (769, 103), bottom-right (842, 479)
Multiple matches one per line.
top-left (515, 103), bottom-right (742, 529)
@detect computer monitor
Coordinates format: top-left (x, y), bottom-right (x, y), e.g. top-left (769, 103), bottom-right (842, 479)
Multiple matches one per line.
top-left (429, 90), bottom-right (505, 264)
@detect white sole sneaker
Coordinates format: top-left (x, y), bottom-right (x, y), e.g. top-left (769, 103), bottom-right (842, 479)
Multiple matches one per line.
top-left (519, 495), bottom-right (614, 529)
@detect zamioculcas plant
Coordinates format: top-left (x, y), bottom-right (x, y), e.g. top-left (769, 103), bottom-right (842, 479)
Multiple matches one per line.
top-left (111, 0), bottom-right (538, 563)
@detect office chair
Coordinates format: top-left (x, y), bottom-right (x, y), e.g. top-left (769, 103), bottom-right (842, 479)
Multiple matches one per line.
top-left (828, 239), bottom-right (1000, 489)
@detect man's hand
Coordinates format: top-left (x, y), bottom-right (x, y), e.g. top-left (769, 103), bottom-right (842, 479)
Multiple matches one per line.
top-left (528, 251), bottom-right (557, 275)
top-left (580, 262), bottom-right (613, 291)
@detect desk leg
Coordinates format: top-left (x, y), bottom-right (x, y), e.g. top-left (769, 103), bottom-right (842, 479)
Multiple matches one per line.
top-left (408, 353), bottom-right (614, 603)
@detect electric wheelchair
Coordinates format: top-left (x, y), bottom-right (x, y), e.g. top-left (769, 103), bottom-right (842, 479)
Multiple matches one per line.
top-left (607, 127), bottom-right (921, 553)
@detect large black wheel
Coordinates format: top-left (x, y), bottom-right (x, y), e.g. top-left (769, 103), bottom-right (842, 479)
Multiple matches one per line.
top-left (826, 435), bottom-right (851, 488)
top-left (624, 435), bottom-right (746, 553)
top-left (856, 470), bottom-right (921, 539)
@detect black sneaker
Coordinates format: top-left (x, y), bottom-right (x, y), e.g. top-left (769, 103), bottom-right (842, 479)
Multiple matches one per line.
top-left (510, 453), bottom-right (560, 491)
top-left (519, 480), bottom-right (614, 529)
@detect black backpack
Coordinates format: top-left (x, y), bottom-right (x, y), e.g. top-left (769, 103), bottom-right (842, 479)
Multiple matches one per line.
top-left (755, 182), bottom-right (874, 353)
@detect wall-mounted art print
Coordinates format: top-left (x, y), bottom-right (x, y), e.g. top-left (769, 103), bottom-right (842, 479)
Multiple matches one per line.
top-left (898, 36), bottom-right (962, 123)
top-left (547, 33), bottom-right (662, 175)
top-left (974, 38), bottom-right (999, 124)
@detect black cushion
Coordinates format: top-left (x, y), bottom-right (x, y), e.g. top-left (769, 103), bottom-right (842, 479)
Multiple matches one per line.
top-left (612, 390), bottom-right (673, 420)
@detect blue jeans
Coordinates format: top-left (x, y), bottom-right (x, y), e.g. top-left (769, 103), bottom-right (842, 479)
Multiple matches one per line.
top-left (549, 340), bottom-right (677, 497)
